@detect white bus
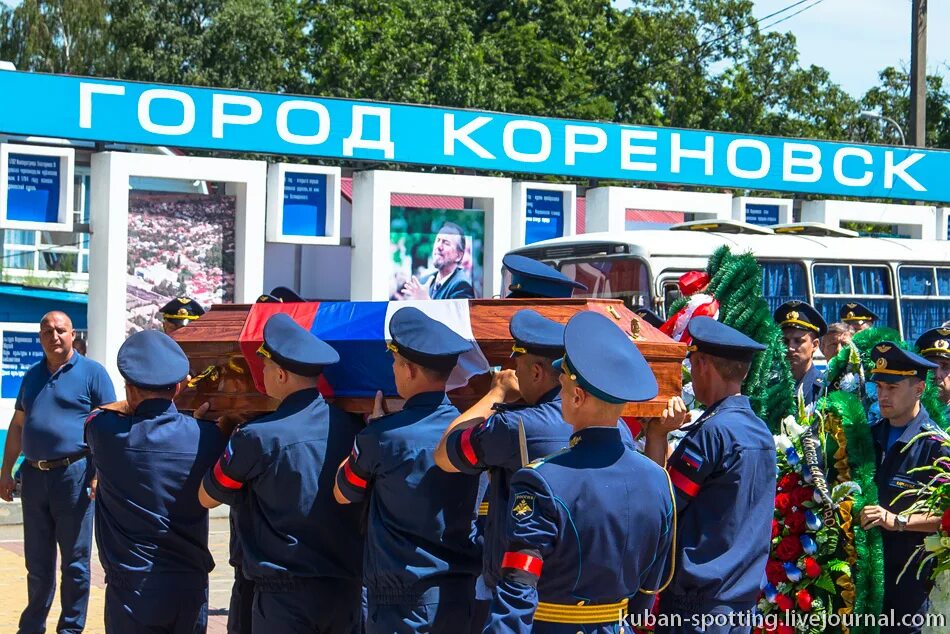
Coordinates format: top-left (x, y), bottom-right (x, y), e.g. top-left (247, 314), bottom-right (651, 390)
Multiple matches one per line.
top-left (505, 221), bottom-right (950, 344)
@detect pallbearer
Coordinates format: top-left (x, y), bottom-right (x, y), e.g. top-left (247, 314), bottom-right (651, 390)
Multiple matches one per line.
top-left (486, 310), bottom-right (674, 633)
top-left (159, 297), bottom-right (204, 334)
top-left (200, 313), bottom-right (364, 633)
top-left (334, 307), bottom-right (481, 634)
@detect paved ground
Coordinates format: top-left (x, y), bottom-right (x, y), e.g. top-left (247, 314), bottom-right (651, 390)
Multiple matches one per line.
top-left (0, 517), bottom-right (234, 633)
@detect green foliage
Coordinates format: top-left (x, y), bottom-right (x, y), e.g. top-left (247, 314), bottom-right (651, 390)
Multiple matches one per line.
top-left (705, 245), bottom-right (795, 430)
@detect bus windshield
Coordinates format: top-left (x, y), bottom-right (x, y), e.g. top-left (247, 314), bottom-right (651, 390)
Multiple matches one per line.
top-left (556, 256), bottom-right (650, 309)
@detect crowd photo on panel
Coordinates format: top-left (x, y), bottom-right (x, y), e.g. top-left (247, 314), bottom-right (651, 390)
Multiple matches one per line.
top-left (5, 2), bottom-right (950, 633)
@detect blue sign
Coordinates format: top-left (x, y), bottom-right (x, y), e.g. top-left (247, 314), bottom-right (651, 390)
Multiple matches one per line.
top-left (6, 153), bottom-right (60, 223)
top-left (282, 172), bottom-right (327, 237)
top-left (1, 331), bottom-right (44, 399)
top-left (524, 189), bottom-right (564, 244)
top-left (744, 203), bottom-right (779, 226)
top-left (1, 71), bottom-right (950, 202)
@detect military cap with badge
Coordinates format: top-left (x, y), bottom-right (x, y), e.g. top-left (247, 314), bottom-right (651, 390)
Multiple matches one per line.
top-left (869, 342), bottom-right (937, 383)
top-left (774, 300), bottom-right (828, 337)
top-left (386, 306), bottom-right (473, 371)
top-left (916, 328), bottom-right (950, 361)
top-left (840, 302), bottom-right (878, 325)
top-left (159, 297), bottom-right (205, 332)
top-left (502, 254), bottom-right (587, 299)
top-left (256, 312), bottom-right (339, 376)
top-left (509, 309), bottom-right (565, 359)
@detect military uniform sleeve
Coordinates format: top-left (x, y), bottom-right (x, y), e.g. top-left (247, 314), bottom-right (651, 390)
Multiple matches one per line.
top-left (446, 412), bottom-right (520, 474)
top-left (485, 467), bottom-right (559, 634)
top-left (666, 422), bottom-right (723, 511)
top-left (83, 410), bottom-right (107, 457)
top-left (335, 427), bottom-right (378, 503)
top-left (202, 428), bottom-right (264, 506)
top-left (631, 473), bottom-right (676, 615)
top-left (89, 362), bottom-right (117, 406)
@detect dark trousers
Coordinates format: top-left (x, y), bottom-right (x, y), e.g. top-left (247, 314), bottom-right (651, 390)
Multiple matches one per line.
top-left (366, 578), bottom-right (476, 634)
top-left (17, 458), bottom-right (94, 634)
top-left (227, 566), bottom-right (255, 634)
top-left (252, 579), bottom-right (362, 634)
top-left (104, 585), bottom-right (208, 634)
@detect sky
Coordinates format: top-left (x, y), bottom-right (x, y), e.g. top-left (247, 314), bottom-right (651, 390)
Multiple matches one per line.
top-left (2, 0), bottom-right (948, 98)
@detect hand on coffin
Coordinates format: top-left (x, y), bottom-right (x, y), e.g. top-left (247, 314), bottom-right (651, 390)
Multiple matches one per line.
top-left (647, 396), bottom-right (690, 438)
top-left (490, 369), bottom-right (522, 403)
top-left (370, 391), bottom-right (389, 420)
top-left (195, 401), bottom-right (249, 438)
top-left (399, 276), bottom-right (429, 301)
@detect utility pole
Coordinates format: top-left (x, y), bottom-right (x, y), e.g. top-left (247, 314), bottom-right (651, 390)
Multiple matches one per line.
top-left (909, 0), bottom-right (927, 147)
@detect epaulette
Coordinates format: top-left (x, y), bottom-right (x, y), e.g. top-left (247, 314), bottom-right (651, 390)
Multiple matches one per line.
top-left (527, 446), bottom-right (571, 469)
top-left (84, 409), bottom-right (105, 426)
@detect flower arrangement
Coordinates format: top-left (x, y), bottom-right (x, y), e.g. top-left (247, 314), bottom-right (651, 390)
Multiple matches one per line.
top-left (756, 411), bottom-right (860, 634)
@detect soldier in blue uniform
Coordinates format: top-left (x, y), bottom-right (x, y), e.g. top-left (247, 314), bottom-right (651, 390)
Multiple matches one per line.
top-left (840, 301), bottom-right (878, 333)
top-left (915, 327), bottom-right (950, 419)
top-left (643, 316), bottom-right (775, 634)
top-left (334, 307), bottom-right (482, 634)
top-left (501, 254), bottom-right (587, 299)
top-left (860, 343), bottom-right (949, 634)
top-left (774, 300), bottom-right (827, 407)
top-left (434, 309), bottom-right (574, 631)
top-left (0, 311), bottom-right (115, 634)
top-left (159, 297), bottom-right (205, 334)
top-left (85, 330), bottom-right (226, 633)
top-left (486, 310), bottom-right (675, 633)
top-left (199, 313), bottom-right (364, 633)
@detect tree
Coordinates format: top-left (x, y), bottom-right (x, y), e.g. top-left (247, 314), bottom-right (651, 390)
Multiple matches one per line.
top-left (0, 0), bottom-right (108, 75)
top-left (857, 66), bottom-right (950, 148)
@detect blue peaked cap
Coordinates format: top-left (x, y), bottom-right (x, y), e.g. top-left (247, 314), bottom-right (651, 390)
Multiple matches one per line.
top-left (554, 310), bottom-right (657, 404)
top-left (388, 307), bottom-right (472, 371)
top-left (509, 309), bottom-right (565, 359)
top-left (258, 313), bottom-right (339, 376)
top-left (870, 341), bottom-right (937, 384)
top-left (503, 254), bottom-right (587, 299)
top-left (687, 316), bottom-right (765, 362)
top-left (118, 330), bottom-right (190, 390)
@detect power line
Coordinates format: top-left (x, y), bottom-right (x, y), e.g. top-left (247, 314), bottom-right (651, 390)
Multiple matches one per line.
top-left (757, 0), bottom-right (827, 32)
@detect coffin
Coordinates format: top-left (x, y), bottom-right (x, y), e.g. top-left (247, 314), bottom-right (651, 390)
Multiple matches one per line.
top-left (171, 299), bottom-right (686, 419)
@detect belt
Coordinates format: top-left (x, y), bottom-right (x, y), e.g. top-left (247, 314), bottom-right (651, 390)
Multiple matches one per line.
top-left (27, 451), bottom-right (88, 471)
top-left (534, 598), bottom-right (628, 624)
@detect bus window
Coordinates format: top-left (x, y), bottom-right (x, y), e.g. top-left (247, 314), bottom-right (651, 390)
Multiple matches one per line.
top-left (812, 263), bottom-right (896, 329)
top-left (760, 261), bottom-right (808, 313)
top-left (558, 257), bottom-right (650, 309)
top-left (899, 265), bottom-right (950, 342)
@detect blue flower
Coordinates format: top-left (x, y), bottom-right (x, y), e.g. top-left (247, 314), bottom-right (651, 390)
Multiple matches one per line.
top-left (805, 510), bottom-right (822, 531)
top-left (784, 562), bottom-right (802, 583)
top-left (800, 534), bottom-right (818, 555)
top-left (764, 583), bottom-right (778, 602)
top-left (785, 447), bottom-right (800, 467)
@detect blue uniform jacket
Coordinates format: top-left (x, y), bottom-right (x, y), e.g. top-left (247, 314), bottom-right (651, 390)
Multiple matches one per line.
top-left (85, 399), bottom-right (225, 590)
top-left (487, 426), bottom-right (675, 634)
top-left (663, 395), bottom-right (776, 610)
top-left (203, 388), bottom-right (364, 584)
top-left (871, 407), bottom-right (950, 622)
top-left (336, 391), bottom-right (481, 600)
top-left (796, 364), bottom-right (822, 408)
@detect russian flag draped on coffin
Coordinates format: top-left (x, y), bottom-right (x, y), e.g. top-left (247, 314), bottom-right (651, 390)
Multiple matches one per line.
top-left (238, 300), bottom-right (491, 396)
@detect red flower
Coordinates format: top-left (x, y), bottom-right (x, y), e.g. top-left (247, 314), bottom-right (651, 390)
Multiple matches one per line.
top-left (772, 519), bottom-right (780, 539)
top-left (777, 625), bottom-right (794, 634)
top-left (778, 473), bottom-right (800, 491)
top-left (942, 508), bottom-right (950, 535)
top-left (792, 486), bottom-right (814, 508)
top-left (803, 556), bottom-right (821, 578)
top-left (775, 535), bottom-right (803, 562)
top-left (775, 594), bottom-right (794, 612)
top-left (796, 589), bottom-right (813, 611)
top-left (766, 560), bottom-right (786, 585)
top-left (775, 493), bottom-right (793, 515)
top-left (785, 511), bottom-right (806, 535)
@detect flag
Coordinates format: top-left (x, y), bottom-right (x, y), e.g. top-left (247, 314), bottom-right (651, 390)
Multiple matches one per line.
top-left (239, 300), bottom-right (490, 397)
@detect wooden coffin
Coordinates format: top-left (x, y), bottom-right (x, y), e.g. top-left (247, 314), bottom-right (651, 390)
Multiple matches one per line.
top-left (171, 298), bottom-right (686, 418)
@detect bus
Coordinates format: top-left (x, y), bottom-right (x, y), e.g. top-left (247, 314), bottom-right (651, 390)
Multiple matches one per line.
top-left (505, 221), bottom-right (950, 344)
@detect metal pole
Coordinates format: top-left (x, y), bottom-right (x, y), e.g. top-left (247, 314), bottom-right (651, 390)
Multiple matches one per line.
top-left (909, 0), bottom-right (927, 146)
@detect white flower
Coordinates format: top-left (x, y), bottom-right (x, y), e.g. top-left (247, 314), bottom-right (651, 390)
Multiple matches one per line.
top-left (839, 372), bottom-right (859, 393)
top-left (774, 434), bottom-right (792, 452)
top-left (781, 416), bottom-right (808, 440)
